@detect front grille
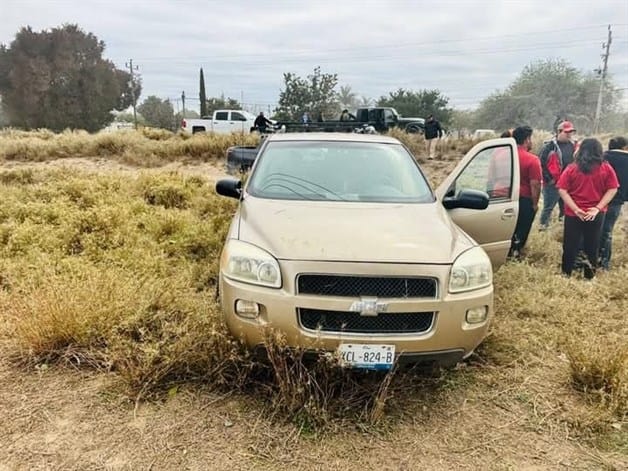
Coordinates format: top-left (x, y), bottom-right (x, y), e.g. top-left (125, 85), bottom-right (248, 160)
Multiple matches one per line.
top-left (297, 275), bottom-right (437, 298)
top-left (299, 308), bottom-right (434, 334)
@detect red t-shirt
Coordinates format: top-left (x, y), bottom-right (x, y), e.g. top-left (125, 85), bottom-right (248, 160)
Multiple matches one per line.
top-left (517, 146), bottom-right (542, 199)
top-left (556, 162), bottom-right (619, 217)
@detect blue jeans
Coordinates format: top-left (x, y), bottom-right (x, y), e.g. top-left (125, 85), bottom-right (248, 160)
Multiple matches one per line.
top-left (598, 203), bottom-right (622, 269)
top-left (539, 183), bottom-right (563, 227)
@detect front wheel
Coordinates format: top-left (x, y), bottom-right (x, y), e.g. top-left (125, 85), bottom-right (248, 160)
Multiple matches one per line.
top-left (406, 124), bottom-right (423, 134)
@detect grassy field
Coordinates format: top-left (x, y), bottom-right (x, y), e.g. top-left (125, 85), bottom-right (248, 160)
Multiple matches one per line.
top-left (0, 129), bottom-right (626, 469)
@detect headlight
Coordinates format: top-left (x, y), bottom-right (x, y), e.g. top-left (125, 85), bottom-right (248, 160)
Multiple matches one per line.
top-left (222, 240), bottom-right (281, 288)
top-left (449, 247), bottom-right (492, 293)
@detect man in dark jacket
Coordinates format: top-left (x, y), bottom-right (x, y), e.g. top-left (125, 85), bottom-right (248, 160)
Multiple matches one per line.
top-left (538, 120), bottom-right (578, 230)
top-left (599, 136), bottom-right (627, 269)
top-left (253, 112), bottom-right (272, 134)
top-left (424, 115), bottom-right (443, 160)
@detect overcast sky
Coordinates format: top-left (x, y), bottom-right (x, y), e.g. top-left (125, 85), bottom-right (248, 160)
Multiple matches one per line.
top-left (2, 0), bottom-right (628, 114)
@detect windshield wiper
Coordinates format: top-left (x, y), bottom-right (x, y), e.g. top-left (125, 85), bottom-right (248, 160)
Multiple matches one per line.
top-left (257, 173), bottom-right (345, 201)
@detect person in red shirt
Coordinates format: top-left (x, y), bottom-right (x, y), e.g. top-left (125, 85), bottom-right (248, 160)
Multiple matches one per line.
top-left (557, 138), bottom-right (619, 278)
top-left (508, 126), bottom-right (542, 259)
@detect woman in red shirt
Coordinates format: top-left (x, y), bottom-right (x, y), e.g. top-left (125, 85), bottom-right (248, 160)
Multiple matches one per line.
top-left (557, 138), bottom-right (619, 278)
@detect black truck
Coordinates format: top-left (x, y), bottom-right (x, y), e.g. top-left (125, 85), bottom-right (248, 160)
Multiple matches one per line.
top-left (226, 107), bottom-right (426, 174)
top-left (275, 107), bottom-right (425, 134)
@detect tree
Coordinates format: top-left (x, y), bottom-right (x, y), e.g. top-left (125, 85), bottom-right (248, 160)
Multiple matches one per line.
top-left (357, 96), bottom-right (373, 107)
top-left (0, 97), bottom-right (8, 128)
top-left (199, 68), bottom-right (207, 117)
top-left (450, 109), bottom-right (478, 132)
top-left (377, 88), bottom-right (453, 124)
top-left (137, 96), bottom-right (175, 130)
top-left (474, 59), bottom-right (622, 133)
top-left (174, 109), bottom-right (199, 127)
top-left (338, 85), bottom-right (357, 110)
top-left (275, 67), bottom-right (340, 120)
top-left (203, 95), bottom-right (241, 117)
top-left (0, 24), bottom-right (141, 132)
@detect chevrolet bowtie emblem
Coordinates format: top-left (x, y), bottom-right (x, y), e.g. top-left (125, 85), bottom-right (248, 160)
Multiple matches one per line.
top-left (349, 297), bottom-right (388, 317)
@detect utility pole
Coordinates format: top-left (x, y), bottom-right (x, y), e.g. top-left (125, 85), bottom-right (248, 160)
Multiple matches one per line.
top-left (593, 25), bottom-right (612, 134)
top-left (125, 59), bottom-right (139, 129)
top-left (181, 91), bottom-right (186, 118)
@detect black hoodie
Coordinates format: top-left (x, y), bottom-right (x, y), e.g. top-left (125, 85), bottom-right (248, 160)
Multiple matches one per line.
top-left (604, 149), bottom-right (628, 205)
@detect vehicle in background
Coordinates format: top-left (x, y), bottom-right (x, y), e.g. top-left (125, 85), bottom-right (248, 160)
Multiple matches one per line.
top-left (226, 145), bottom-right (259, 175)
top-left (472, 129), bottom-right (497, 140)
top-left (181, 109), bottom-right (257, 134)
top-left (215, 133), bottom-right (520, 370)
top-left (277, 107), bottom-right (425, 134)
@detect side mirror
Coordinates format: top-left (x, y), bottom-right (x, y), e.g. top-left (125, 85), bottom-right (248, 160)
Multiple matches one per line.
top-left (443, 188), bottom-right (489, 210)
top-left (216, 178), bottom-right (242, 199)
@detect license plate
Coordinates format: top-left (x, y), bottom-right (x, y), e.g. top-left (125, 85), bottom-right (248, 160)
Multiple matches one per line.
top-left (338, 344), bottom-right (395, 370)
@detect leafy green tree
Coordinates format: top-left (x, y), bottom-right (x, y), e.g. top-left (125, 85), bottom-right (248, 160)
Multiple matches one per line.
top-left (475, 59), bottom-right (622, 133)
top-left (137, 96), bottom-right (175, 130)
top-left (0, 24), bottom-right (140, 132)
top-left (203, 95), bottom-right (241, 117)
top-left (275, 67), bottom-right (340, 120)
top-left (377, 88), bottom-right (452, 124)
top-left (199, 68), bottom-right (207, 117)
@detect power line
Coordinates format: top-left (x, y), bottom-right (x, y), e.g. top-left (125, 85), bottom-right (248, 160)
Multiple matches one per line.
top-left (134, 37), bottom-right (628, 68)
top-left (135, 23), bottom-right (626, 62)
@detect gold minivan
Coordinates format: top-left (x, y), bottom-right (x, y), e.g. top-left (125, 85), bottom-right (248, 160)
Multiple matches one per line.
top-left (216, 133), bottom-right (519, 369)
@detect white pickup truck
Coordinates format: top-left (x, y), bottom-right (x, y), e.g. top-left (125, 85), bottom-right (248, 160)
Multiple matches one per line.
top-left (181, 109), bottom-right (257, 134)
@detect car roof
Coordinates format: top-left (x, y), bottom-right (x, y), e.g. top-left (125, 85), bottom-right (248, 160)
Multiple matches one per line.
top-left (265, 132), bottom-right (401, 144)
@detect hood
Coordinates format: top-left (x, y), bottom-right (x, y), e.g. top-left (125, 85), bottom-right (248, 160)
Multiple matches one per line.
top-left (236, 197), bottom-right (474, 264)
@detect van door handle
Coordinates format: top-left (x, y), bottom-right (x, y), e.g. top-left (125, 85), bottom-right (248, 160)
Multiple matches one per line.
top-left (501, 208), bottom-right (515, 220)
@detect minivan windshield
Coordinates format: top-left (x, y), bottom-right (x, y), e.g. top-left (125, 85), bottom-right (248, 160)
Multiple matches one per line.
top-left (247, 141), bottom-right (434, 203)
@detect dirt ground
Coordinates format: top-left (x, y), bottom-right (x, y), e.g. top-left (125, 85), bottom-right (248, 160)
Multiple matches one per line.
top-left (0, 157), bottom-right (625, 470)
top-left (2, 351), bottom-right (624, 471)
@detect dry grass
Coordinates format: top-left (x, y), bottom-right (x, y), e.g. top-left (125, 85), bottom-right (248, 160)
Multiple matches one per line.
top-left (0, 127), bottom-right (259, 165)
top-left (0, 131), bottom-right (626, 463)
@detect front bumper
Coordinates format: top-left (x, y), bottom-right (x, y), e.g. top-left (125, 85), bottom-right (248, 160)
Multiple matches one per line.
top-left (219, 260), bottom-right (492, 362)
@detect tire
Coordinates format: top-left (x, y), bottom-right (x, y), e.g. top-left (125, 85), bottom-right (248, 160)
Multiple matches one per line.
top-left (406, 124), bottom-right (423, 134)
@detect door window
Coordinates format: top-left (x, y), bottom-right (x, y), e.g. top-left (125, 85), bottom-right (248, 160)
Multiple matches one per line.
top-left (231, 112), bottom-right (246, 121)
top-left (215, 112), bottom-right (228, 121)
top-left (384, 109), bottom-right (396, 123)
top-left (453, 145), bottom-right (513, 201)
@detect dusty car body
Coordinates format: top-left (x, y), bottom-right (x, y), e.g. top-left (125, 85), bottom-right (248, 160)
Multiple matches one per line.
top-left (216, 133), bottom-right (519, 369)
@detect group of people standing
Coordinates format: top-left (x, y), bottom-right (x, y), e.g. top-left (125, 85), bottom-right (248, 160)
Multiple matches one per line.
top-left (507, 121), bottom-right (625, 279)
